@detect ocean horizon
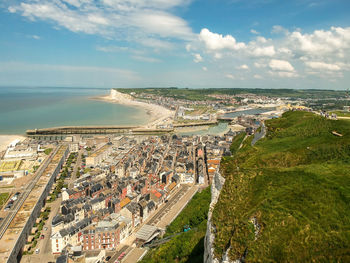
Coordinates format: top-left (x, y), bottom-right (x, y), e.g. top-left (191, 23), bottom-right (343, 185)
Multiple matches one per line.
top-left (0, 86), bottom-right (150, 134)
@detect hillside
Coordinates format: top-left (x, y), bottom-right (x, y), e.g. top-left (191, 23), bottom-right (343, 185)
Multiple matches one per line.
top-left (212, 111), bottom-right (350, 262)
top-left (140, 187), bottom-right (211, 263)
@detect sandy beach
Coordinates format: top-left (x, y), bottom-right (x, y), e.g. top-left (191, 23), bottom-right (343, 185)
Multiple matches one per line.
top-left (0, 135), bottom-right (25, 152)
top-left (96, 89), bottom-right (175, 128)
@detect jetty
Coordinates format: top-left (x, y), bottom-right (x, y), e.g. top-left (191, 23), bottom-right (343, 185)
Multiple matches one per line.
top-left (26, 125), bottom-right (173, 136)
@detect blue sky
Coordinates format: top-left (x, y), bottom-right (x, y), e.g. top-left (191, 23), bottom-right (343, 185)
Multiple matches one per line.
top-left (0, 0), bottom-right (350, 89)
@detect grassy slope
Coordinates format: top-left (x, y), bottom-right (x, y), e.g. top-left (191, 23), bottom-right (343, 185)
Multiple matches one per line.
top-left (140, 187), bottom-right (211, 263)
top-left (230, 132), bottom-right (246, 155)
top-left (212, 111), bottom-right (350, 262)
top-left (0, 193), bottom-right (9, 208)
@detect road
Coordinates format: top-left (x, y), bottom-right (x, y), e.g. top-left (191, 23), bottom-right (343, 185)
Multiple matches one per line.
top-left (251, 122), bottom-right (266, 146)
top-left (147, 185), bottom-right (189, 226)
top-left (0, 146), bottom-right (60, 240)
top-left (20, 196), bottom-right (62, 263)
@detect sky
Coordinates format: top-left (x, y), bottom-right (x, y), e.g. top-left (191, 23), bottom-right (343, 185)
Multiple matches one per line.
top-left (0, 0), bottom-right (350, 89)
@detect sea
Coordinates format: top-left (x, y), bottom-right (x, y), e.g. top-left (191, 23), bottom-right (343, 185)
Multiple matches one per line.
top-left (0, 87), bottom-right (150, 134)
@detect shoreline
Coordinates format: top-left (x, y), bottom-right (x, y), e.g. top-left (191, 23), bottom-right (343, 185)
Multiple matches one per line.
top-left (0, 135), bottom-right (26, 152)
top-left (94, 89), bottom-right (175, 129)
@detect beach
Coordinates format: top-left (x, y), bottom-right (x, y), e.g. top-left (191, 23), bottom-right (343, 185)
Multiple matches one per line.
top-left (96, 89), bottom-right (175, 128)
top-left (0, 135), bottom-right (25, 152)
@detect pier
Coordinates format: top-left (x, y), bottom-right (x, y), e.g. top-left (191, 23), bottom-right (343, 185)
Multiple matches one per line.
top-left (26, 125), bottom-right (173, 136)
top-left (173, 121), bottom-right (218, 128)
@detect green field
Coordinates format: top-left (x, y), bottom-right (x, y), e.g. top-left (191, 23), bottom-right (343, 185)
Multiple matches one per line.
top-left (0, 193), bottom-right (9, 208)
top-left (140, 187), bottom-right (211, 263)
top-left (212, 111), bottom-right (350, 262)
top-left (117, 88), bottom-right (347, 101)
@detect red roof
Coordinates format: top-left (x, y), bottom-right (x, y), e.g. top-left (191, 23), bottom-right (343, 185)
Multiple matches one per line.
top-left (151, 190), bottom-right (162, 198)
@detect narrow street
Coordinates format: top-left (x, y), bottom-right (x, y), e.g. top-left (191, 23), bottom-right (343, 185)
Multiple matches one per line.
top-left (21, 196), bottom-right (62, 263)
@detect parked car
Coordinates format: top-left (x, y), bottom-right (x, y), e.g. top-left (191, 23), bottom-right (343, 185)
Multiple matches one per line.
top-left (40, 235), bottom-right (45, 239)
top-left (35, 248), bottom-right (40, 254)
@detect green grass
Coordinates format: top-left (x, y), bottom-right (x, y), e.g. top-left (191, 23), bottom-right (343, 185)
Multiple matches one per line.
top-left (212, 111), bottom-right (350, 262)
top-left (0, 193), bottom-right (9, 208)
top-left (140, 187), bottom-right (211, 263)
top-left (230, 132), bottom-right (246, 155)
top-left (44, 148), bottom-right (53, 155)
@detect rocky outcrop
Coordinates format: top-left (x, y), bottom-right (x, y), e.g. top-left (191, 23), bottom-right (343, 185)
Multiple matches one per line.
top-left (204, 171), bottom-right (227, 263)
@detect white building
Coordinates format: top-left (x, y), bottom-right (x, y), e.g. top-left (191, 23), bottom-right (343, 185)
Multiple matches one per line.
top-left (86, 144), bottom-right (112, 167)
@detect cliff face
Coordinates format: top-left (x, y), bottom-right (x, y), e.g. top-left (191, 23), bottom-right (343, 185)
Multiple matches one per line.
top-left (204, 111), bottom-right (350, 262)
top-left (110, 89), bottom-right (133, 101)
top-left (204, 171), bottom-right (228, 263)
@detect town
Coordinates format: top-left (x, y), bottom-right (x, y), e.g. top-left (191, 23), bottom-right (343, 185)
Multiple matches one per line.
top-left (0, 88), bottom-right (349, 263)
top-left (0, 130), bottom-right (234, 263)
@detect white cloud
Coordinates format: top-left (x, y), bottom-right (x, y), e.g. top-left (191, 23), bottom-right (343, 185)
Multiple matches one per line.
top-left (193, 53), bottom-right (203, 63)
top-left (131, 55), bottom-right (161, 63)
top-left (8, 0), bottom-right (194, 47)
top-left (129, 11), bottom-right (193, 40)
top-left (29, 34), bottom-right (40, 39)
top-left (251, 29), bottom-right (259, 35)
top-left (96, 46), bottom-right (129, 52)
top-left (288, 27), bottom-right (350, 58)
top-left (269, 59), bottom-right (294, 72)
top-left (199, 28), bottom-right (246, 51)
top-left (269, 71), bottom-right (298, 78)
top-left (254, 62), bottom-right (266, 68)
top-left (139, 38), bottom-right (174, 50)
top-left (0, 61), bottom-right (136, 76)
top-left (305, 61), bottom-right (341, 71)
top-left (190, 25), bottom-right (350, 82)
top-left (214, 53), bottom-right (222, 59)
top-left (225, 74), bottom-right (235, 79)
top-left (237, 64), bottom-right (249, 70)
top-left (250, 45), bottom-right (276, 57)
top-left (277, 47), bottom-right (292, 56)
top-left (271, 25), bottom-right (289, 35)
top-left (202, 66), bottom-right (208, 71)
top-left (256, 36), bottom-right (267, 43)
top-left (253, 74), bottom-right (263, 79)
